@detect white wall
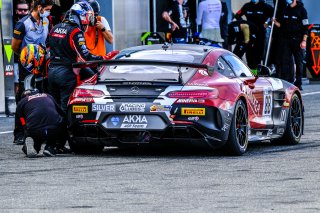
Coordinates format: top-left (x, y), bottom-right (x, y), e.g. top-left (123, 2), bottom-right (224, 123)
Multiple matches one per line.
top-left (113, 0), bottom-right (150, 51)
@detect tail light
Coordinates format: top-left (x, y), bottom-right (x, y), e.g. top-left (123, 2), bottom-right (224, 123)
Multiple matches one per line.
top-left (69, 88), bottom-right (105, 105)
top-left (167, 89), bottom-right (219, 99)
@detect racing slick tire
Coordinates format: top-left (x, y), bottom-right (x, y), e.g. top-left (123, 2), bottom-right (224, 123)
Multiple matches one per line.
top-left (69, 139), bottom-right (104, 154)
top-left (222, 99), bottom-right (249, 156)
top-left (272, 94), bottom-right (303, 145)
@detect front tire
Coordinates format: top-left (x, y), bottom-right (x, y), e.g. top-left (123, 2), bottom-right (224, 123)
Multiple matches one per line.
top-left (272, 94), bottom-right (303, 145)
top-left (223, 99), bottom-right (249, 155)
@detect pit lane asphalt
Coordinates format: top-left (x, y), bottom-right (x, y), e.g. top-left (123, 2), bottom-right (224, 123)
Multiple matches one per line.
top-left (0, 84), bottom-right (320, 212)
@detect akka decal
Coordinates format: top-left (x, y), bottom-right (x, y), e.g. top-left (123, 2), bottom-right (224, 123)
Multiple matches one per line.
top-left (72, 106), bottom-right (88, 113)
top-left (119, 103), bottom-right (145, 112)
top-left (120, 115), bottom-right (148, 128)
top-left (181, 108), bottom-right (206, 116)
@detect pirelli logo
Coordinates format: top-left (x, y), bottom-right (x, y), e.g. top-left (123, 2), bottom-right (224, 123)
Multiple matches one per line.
top-left (72, 105), bottom-right (88, 113)
top-left (181, 108), bottom-right (206, 116)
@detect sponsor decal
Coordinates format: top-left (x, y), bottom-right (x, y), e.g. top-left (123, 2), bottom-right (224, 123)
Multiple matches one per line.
top-left (176, 99), bottom-right (205, 104)
top-left (111, 116), bottom-right (120, 126)
top-left (72, 106), bottom-right (88, 113)
top-left (186, 83), bottom-right (208, 86)
top-left (280, 109), bottom-right (286, 121)
top-left (198, 70), bottom-right (208, 76)
top-left (92, 104), bottom-right (116, 112)
top-left (277, 127), bottom-right (285, 134)
top-left (54, 28), bottom-right (67, 34)
top-left (221, 123), bottom-right (230, 131)
top-left (120, 115), bottom-right (148, 128)
top-left (150, 105), bottom-right (171, 112)
top-left (263, 88), bottom-right (272, 116)
top-left (188, 116), bottom-right (200, 121)
top-left (43, 21), bottom-right (48, 26)
top-left (79, 41), bottom-right (85, 45)
top-left (245, 89), bottom-right (261, 115)
top-left (119, 103), bottom-right (145, 112)
top-left (181, 108), bottom-right (205, 116)
top-left (14, 30), bottom-right (21, 35)
top-left (217, 60), bottom-right (224, 70)
top-left (76, 114), bottom-right (84, 119)
top-left (28, 93), bottom-right (47, 101)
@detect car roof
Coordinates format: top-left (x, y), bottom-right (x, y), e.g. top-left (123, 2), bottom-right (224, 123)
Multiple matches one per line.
top-left (116, 44), bottom-right (218, 64)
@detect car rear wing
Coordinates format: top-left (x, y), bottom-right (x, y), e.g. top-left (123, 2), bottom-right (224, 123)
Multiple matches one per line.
top-left (72, 59), bottom-right (215, 76)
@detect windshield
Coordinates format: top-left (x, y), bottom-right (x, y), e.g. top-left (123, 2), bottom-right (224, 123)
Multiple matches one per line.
top-left (99, 50), bottom-right (204, 83)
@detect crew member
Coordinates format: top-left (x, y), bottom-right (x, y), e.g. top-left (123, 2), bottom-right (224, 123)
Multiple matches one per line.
top-left (235, 0), bottom-right (274, 67)
top-left (162, 0), bottom-right (189, 43)
top-left (47, 1), bottom-right (110, 113)
top-left (273, 0), bottom-right (308, 90)
top-left (228, 19), bottom-right (260, 69)
top-left (11, 0), bottom-right (54, 145)
top-left (17, 89), bottom-right (67, 157)
top-left (85, 0), bottom-right (113, 56)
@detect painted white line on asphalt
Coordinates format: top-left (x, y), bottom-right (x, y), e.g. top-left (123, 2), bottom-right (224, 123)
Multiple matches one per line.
top-left (0, 131), bottom-right (13, 135)
top-left (302, 91), bottom-right (320, 96)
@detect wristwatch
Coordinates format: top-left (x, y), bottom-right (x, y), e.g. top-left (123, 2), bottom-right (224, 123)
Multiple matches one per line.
top-left (101, 27), bottom-right (106, 32)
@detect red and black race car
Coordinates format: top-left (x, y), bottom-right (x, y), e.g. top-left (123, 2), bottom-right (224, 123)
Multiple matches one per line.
top-left (68, 44), bottom-right (304, 155)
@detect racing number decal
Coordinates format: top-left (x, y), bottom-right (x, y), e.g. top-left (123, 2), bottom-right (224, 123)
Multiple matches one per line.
top-left (263, 88), bottom-right (272, 116)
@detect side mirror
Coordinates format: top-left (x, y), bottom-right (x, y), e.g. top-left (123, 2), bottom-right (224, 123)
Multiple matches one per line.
top-left (257, 64), bottom-right (271, 77)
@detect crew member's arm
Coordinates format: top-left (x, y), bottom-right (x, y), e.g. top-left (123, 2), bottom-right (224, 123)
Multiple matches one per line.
top-left (11, 21), bottom-right (26, 55)
top-left (196, 2), bottom-right (204, 28)
top-left (97, 16), bottom-right (113, 44)
top-left (234, 5), bottom-right (246, 20)
top-left (162, 11), bottom-right (179, 32)
top-left (300, 8), bottom-right (309, 49)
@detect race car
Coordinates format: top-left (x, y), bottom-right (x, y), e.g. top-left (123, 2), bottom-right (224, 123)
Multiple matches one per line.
top-left (68, 44), bottom-right (304, 155)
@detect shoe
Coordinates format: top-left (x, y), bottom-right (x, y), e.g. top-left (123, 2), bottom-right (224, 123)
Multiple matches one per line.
top-left (14, 137), bottom-right (25, 145)
top-left (55, 146), bottom-right (72, 154)
top-left (43, 145), bottom-right (56, 157)
top-left (23, 137), bottom-right (37, 158)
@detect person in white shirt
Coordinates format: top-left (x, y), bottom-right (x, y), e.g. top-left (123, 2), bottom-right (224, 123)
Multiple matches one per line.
top-left (196, 0), bottom-right (224, 43)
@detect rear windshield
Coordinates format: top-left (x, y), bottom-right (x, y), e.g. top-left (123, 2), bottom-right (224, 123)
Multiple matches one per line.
top-left (99, 50), bottom-right (204, 83)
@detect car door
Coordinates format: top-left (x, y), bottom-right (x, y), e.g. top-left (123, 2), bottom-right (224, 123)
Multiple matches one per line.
top-left (223, 54), bottom-right (274, 131)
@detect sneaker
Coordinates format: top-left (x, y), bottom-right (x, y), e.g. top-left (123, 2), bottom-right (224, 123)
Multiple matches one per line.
top-left (14, 137), bottom-right (25, 145)
top-left (23, 137), bottom-right (37, 158)
top-left (43, 145), bottom-right (56, 157)
top-left (55, 146), bottom-right (72, 154)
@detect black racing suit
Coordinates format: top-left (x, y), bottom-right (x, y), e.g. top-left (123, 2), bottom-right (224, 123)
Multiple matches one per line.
top-left (228, 20), bottom-right (259, 69)
top-left (235, 1), bottom-right (274, 66)
top-left (277, 2), bottom-right (308, 87)
top-left (47, 21), bottom-right (104, 112)
top-left (15, 93), bottom-right (67, 152)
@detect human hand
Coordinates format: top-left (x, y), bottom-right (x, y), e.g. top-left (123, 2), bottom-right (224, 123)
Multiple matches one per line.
top-left (171, 22), bottom-right (180, 32)
top-left (96, 21), bottom-right (104, 30)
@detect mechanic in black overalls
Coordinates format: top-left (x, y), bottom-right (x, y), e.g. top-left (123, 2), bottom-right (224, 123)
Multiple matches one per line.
top-left (228, 20), bottom-right (260, 69)
top-left (273, 0), bottom-right (308, 90)
top-left (235, 0), bottom-right (274, 67)
top-left (47, 1), bottom-right (108, 113)
top-left (16, 89), bottom-right (67, 157)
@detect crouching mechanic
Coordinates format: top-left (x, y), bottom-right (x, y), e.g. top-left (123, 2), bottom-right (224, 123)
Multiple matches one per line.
top-left (47, 1), bottom-right (111, 112)
top-left (16, 89), bottom-right (68, 157)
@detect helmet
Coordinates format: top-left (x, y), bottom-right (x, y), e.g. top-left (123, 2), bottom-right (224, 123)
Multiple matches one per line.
top-left (20, 44), bottom-right (46, 75)
top-left (88, 0), bottom-right (100, 15)
top-left (69, 1), bottom-right (95, 30)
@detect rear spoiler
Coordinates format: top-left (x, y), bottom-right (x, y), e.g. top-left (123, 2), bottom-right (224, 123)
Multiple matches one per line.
top-left (72, 59), bottom-right (215, 76)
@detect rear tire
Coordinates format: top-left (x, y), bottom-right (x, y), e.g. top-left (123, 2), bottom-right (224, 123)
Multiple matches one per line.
top-left (272, 94), bottom-right (303, 145)
top-left (222, 99), bottom-right (248, 155)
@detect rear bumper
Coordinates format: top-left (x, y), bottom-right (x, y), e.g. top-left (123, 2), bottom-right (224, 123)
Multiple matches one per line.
top-left (68, 122), bottom-right (227, 149)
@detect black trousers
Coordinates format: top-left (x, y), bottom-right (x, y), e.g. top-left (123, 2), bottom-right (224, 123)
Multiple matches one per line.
top-left (279, 37), bottom-right (304, 85)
